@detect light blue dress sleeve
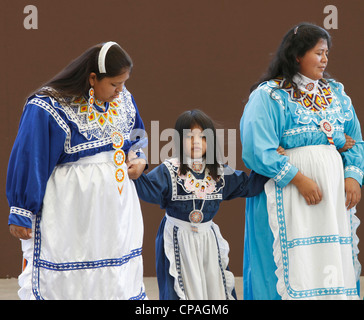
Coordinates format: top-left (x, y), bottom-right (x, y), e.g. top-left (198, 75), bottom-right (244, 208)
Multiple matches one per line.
top-left (331, 82), bottom-right (364, 186)
top-left (240, 85), bottom-right (298, 188)
top-left (6, 98), bottom-right (67, 228)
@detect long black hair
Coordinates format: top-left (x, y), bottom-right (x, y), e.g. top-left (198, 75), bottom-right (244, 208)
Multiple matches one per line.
top-left (250, 22), bottom-right (332, 93)
top-left (37, 42), bottom-right (133, 98)
top-left (174, 109), bottom-right (220, 181)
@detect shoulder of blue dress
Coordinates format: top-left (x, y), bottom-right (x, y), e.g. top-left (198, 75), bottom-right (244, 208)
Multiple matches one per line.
top-left (219, 163), bottom-right (233, 177)
top-left (254, 79), bottom-right (287, 97)
top-left (27, 92), bottom-right (54, 105)
top-left (25, 93), bottom-right (70, 120)
top-left (326, 79), bottom-right (345, 93)
top-left (164, 157), bottom-right (180, 167)
top-left (326, 79), bottom-right (353, 108)
top-left (254, 80), bottom-right (290, 111)
top-left (256, 79), bottom-right (282, 90)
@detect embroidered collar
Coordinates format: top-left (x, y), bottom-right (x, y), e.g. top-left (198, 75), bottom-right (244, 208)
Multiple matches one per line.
top-left (164, 158), bottom-right (225, 200)
top-left (293, 73), bottom-right (319, 94)
top-left (42, 86), bottom-right (137, 141)
top-left (271, 77), bottom-right (333, 113)
top-left (267, 78), bottom-right (354, 126)
top-left (184, 169), bottom-right (216, 199)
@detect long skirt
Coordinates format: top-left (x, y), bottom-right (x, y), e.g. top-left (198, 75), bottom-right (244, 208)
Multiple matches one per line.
top-left (18, 151), bottom-right (146, 300)
top-left (155, 214), bottom-right (236, 300)
top-left (245, 145), bottom-right (360, 300)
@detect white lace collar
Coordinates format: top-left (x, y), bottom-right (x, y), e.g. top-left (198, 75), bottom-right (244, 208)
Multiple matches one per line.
top-left (293, 73), bottom-right (319, 94)
top-left (186, 157), bottom-right (205, 174)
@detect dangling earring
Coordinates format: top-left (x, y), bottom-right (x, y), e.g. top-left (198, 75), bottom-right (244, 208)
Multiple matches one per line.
top-left (88, 87), bottom-right (95, 113)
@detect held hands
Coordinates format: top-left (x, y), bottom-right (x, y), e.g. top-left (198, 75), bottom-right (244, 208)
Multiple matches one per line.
top-left (126, 151), bottom-right (146, 180)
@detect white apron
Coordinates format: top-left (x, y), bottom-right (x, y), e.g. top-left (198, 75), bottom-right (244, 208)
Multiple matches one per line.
top-left (163, 215), bottom-right (235, 300)
top-left (265, 145), bottom-right (360, 300)
top-left (18, 151), bottom-right (146, 300)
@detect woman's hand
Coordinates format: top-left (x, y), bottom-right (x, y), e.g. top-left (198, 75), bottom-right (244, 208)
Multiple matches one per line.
top-left (345, 177), bottom-right (361, 209)
top-left (338, 134), bottom-right (355, 153)
top-left (9, 225), bottom-right (32, 240)
top-left (126, 151), bottom-right (147, 180)
top-left (291, 171), bottom-right (323, 205)
top-left (277, 146), bottom-right (287, 156)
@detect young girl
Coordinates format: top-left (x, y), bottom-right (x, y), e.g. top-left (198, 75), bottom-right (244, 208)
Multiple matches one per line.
top-left (133, 109), bottom-right (269, 300)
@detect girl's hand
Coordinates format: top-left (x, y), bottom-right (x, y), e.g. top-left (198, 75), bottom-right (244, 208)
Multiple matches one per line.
top-left (277, 146), bottom-right (287, 155)
top-left (338, 134), bottom-right (355, 153)
top-left (126, 151), bottom-right (146, 180)
top-left (345, 177), bottom-right (361, 209)
top-left (291, 171), bottom-right (323, 205)
top-left (9, 225), bottom-right (32, 240)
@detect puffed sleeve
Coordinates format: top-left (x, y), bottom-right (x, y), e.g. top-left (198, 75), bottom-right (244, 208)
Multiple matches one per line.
top-left (222, 167), bottom-right (269, 200)
top-left (332, 82), bottom-right (364, 186)
top-left (6, 98), bottom-right (67, 228)
top-left (240, 85), bottom-right (298, 188)
top-left (133, 163), bottom-right (171, 209)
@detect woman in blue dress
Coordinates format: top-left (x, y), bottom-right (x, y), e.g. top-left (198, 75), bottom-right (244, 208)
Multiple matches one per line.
top-left (134, 109), bottom-right (268, 300)
top-left (240, 23), bottom-right (363, 300)
top-left (6, 42), bottom-right (148, 299)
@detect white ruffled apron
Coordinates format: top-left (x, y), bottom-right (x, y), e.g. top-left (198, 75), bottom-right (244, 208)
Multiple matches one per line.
top-left (163, 215), bottom-right (235, 300)
top-left (18, 151), bottom-right (146, 300)
top-left (265, 145), bottom-right (360, 300)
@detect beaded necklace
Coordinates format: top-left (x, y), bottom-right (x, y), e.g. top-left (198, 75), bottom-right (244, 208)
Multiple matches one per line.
top-left (292, 74), bottom-right (335, 145)
top-left (111, 132), bottom-right (126, 195)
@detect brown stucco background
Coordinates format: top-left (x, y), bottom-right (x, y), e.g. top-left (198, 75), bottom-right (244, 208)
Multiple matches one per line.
top-left (1, 0), bottom-right (363, 279)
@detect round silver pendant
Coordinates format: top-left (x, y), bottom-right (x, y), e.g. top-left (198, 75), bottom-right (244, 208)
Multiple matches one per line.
top-left (189, 210), bottom-right (204, 224)
top-left (319, 119), bottom-right (333, 137)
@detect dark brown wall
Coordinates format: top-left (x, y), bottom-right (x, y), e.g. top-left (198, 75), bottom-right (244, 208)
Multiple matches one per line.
top-left (1, 0), bottom-right (363, 278)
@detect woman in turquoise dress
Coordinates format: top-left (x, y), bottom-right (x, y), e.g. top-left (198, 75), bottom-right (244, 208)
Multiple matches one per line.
top-left (240, 23), bottom-right (363, 300)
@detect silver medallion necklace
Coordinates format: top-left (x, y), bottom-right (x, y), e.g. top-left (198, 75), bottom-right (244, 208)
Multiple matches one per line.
top-left (186, 161), bottom-right (207, 232)
top-left (189, 197), bottom-right (206, 233)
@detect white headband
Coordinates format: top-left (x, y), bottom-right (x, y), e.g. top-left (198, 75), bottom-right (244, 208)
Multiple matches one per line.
top-left (98, 41), bottom-right (119, 73)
